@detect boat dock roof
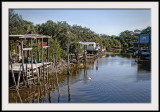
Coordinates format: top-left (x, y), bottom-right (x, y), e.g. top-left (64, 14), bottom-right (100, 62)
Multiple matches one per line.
top-left (9, 34), bottom-right (51, 40)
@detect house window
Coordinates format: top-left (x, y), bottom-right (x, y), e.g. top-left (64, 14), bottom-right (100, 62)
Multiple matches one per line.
top-left (89, 44), bottom-right (93, 46)
top-left (142, 37), bottom-right (147, 40)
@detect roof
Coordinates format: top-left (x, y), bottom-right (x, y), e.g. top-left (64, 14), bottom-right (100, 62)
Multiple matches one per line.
top-left (9, 34), bottom-right (51, 40)
top-left (79, 42), bottom-right (96, 45)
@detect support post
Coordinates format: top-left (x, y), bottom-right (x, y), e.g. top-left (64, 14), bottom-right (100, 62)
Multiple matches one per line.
top-left (21, 39), bottom-right (24, 71)
top-left (37, 39), bottom-right (39, 62)
top-left (30, 39), bottom-right (35, 84)
top-left (26, 63), bottom-right (29, 87)
top-left (21, 39), bottom-right (26, 86)
top-left (42, 38), bottom-right (45, 79)
top-left (47, 39), bottom-right (49, 62)
top-left (47, 39), bottom-right (49, 78)
top-left (16, 65), bottom-right (22, 91)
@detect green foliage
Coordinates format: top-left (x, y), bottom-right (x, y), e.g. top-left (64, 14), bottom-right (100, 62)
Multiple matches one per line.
top-left (49, 39), bottom-right (67, 60)
top-left (141, 26), bottom-right (151, 34)
top-left (9, 10), bottom-right (36, 35)
top-left (70, 42), bottom-right (82, 55)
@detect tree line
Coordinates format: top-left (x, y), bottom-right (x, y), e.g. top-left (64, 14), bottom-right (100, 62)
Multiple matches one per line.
top-left (9, 10), bottom-right (151, 61)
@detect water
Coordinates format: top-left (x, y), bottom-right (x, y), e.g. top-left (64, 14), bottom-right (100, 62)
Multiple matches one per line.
top-left (9, 53), bottom-right (151, 103)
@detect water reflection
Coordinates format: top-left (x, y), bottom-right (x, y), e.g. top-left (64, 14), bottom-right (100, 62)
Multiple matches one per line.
top-left (96, 60), bottom-right (98, 70)
top-left (67, 75), bottom-right (70, 102)
top-left (83, 63), bottom-right (88, 83)
top-left (9, 53), bottom-right (151, 103)
top-left (55, 65), bottom-right (60, 103)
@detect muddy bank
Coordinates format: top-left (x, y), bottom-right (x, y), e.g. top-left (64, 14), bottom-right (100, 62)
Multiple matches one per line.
top-left (54, 59), bottom-right (86, 74)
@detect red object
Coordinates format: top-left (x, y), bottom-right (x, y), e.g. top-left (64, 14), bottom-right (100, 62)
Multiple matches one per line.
top-left (40, 42), bottom-right (47, 47)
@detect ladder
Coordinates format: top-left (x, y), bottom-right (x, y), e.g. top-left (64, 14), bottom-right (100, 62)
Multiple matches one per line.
top-left (26, 64), bottom-right (34, 87)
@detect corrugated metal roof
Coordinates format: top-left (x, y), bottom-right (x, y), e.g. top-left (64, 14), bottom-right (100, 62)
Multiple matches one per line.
top-left (9, 34), bottom-right (51, 40)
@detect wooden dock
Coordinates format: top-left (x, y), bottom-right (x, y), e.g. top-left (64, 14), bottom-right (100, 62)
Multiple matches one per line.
top-left (9, 34), bottom-right (52, 91)
top-left (9, 62), bottom-right (53, 91)
top-left (9, 62), bottom-right (52, 73)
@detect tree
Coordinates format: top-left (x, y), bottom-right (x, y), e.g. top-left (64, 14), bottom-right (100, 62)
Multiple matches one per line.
top-left (141, 26), bottom-right (151, 34)
top-left (49, 39), bottom-right (67, 61)
top-left (9, 9), bottom-right (24, 34)
top-left (9, 9), bottom-right (36, 35)
top-left (69, 42), bottom-right (82, 63)
top-left (134, 29), bottom-right (141, 35)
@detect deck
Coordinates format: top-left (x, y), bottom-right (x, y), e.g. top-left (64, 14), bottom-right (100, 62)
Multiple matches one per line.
top-left (9, 62), bottom-right (52, 74)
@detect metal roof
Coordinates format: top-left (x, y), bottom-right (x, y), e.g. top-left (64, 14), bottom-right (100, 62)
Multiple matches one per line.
top-left (9, 34), bottom-right (51, 40)
top-left (79, 42), bottom-right (96, 45)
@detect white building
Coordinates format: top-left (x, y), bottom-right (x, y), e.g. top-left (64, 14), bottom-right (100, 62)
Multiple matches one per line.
top-left (79, 42), bottom-right (97, 51)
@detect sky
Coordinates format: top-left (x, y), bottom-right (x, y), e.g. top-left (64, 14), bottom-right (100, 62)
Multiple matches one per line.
top-left (14, 9), bottom-right (151, 36)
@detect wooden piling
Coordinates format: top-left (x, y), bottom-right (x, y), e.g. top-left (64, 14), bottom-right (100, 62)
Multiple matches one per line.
top-left (41, 38), bottom-right (45, 79)
top-left (26, 63), bottom-right (29, 87)
top-left (30, 39), bottom-right (35, 84)
top-left (10, 47), bottom-right (17, 87)
top-left (37, 39), bottom-right (39, 62)
top-left (21, 39), bottom-right (24, 71)
top-left (36, 62), bottom-right (40, 85)
top-left (47, 39), bottom-right (49, 62)
top-left (16, 65), bottom-right (22, 91)
top-left (20, 39), bottom-right (26, 86)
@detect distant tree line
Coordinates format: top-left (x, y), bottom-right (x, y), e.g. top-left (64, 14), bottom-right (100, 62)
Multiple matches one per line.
top-left (9, 10), bottom-right (151, 61)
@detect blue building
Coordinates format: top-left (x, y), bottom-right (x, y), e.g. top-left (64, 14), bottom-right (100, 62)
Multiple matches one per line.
top-left (134, 34), bottom-right (151, 59)
top-left (138, 34), bottom-right (151, 52)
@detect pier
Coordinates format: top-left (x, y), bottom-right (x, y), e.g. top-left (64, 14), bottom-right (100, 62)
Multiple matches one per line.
top-left (9, 34), bottom-right (53, 91)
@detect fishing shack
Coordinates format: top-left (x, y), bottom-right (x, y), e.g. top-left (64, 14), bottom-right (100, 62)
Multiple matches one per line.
top-left (79, 42), bottom-right (97, 51)
top-left (9, 34), bottom-right (52, 90)
top-left (133, 34), bottom-right (151, 60)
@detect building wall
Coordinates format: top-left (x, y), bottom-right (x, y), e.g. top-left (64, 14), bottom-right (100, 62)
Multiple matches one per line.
top-left (87, 43), bottom-right (96, 51)
top-left (79, 42), bottom-right (96, 51)
top-left (139, 34), bottom-right (151, 44)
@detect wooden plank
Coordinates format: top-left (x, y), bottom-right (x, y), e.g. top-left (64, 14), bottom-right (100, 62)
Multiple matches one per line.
top-left (23, 48), bottom-right (32, 51)
top-left (9, 62), bottom-right (52, 73)
top-left (43, 46), bottom-right (50, 49)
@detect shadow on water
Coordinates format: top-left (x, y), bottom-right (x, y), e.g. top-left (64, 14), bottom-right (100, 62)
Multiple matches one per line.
top-left (9, 51), bottom-right (151, 103)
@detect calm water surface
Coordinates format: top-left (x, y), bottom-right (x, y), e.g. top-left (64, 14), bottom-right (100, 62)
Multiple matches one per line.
top-left (9, 54), bottom-right (151, 103)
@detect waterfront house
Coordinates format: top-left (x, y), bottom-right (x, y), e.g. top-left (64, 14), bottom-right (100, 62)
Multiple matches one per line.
top-left (133, 34), bottom-right (151, 59)
top-left (79, 42), bottom-right (97, 51)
